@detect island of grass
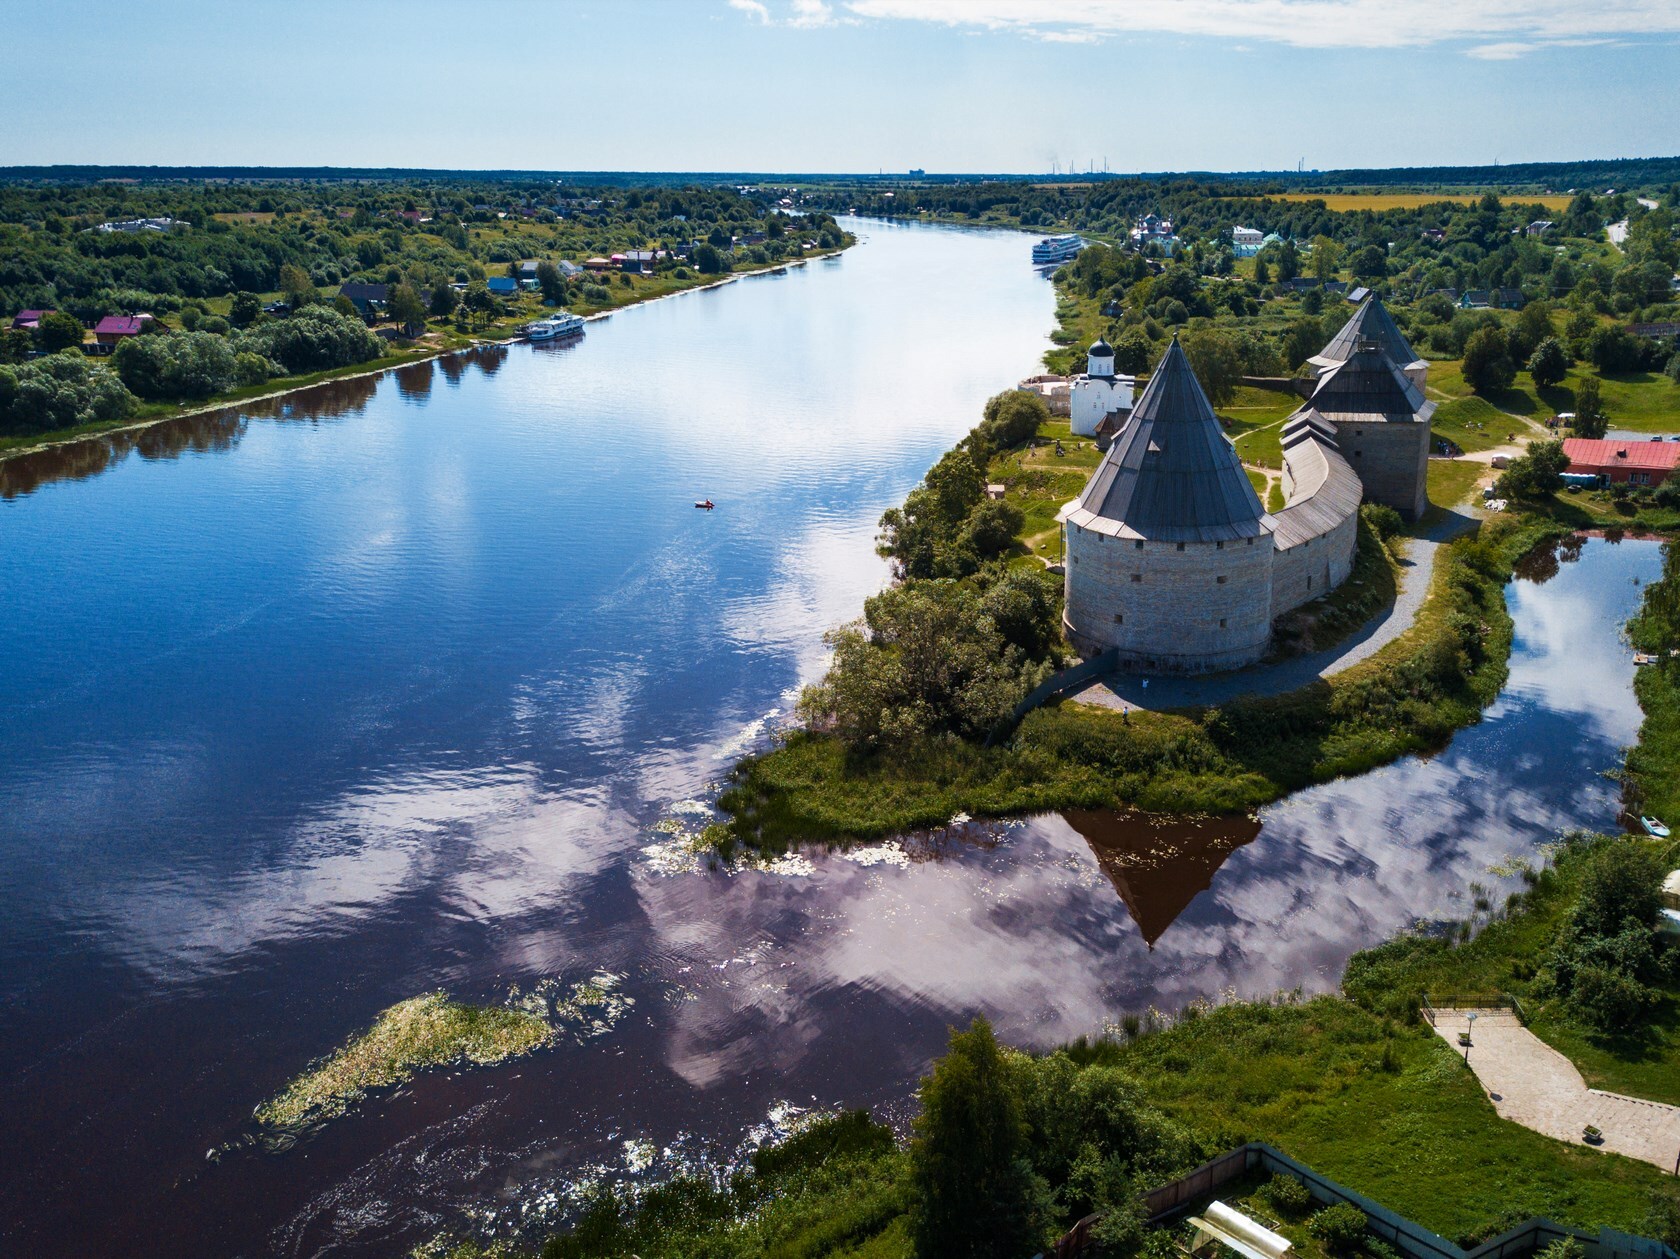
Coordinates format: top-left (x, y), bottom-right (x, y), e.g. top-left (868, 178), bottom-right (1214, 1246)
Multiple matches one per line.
top-left (430, 834), bottom-right (1680, 1259)
top-left (708, 380), bottom-right (1562, 857)
top-left (255, 992), bottom-right (551, 1131)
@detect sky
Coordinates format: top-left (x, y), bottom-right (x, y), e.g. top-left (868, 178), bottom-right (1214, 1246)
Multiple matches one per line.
top-left (4, 0), bottom-right (1679, 174)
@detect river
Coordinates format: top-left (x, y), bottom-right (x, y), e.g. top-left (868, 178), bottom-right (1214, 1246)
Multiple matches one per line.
top-left (0, 220), bottom-right (1655, 1258)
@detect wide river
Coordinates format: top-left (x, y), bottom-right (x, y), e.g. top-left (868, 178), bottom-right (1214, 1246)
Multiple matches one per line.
top-left (0, 219), bottom-right (1656, 1258)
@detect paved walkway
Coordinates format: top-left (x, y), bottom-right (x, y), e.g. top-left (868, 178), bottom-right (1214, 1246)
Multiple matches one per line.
top-left (1071, 507), bottom-right (1479, 714)
top-left (1428, 1009), bottom-right (1680, 1172)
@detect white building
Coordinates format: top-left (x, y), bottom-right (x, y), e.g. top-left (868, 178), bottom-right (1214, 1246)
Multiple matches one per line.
top-left (1232, 226), bottom-right (1263, 257)
top-left (1069, 339), bottom-right (1136, 438)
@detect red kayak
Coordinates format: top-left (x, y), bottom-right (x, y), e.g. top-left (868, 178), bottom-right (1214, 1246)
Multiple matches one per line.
top-left (695, 500), bottom-right (714, 510)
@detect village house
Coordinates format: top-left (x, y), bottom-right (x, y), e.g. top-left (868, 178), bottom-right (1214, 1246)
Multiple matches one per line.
top-left (338, 282), bottom-right (390, 318)
top-left (1526, 220), bottom-right (1554, 237)
top-left (10, 309), bottom-right (51, 330)
top-left (1231, 226), bottom-right (1263, 257)
top-left (1562, 437), bottom-right (1680, 487)
top-left (95, 216), bottom-right (187, 234)
top-left (485, 277), bottom-right (519, 296)
top-left (91, 314), bottom-right (150, 352)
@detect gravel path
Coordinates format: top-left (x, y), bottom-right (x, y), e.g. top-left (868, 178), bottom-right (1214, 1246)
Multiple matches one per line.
top-left (1072, 507), bottom-right (1480, 714)
top-left (1428, 1009), bottom-right (1680, 1172)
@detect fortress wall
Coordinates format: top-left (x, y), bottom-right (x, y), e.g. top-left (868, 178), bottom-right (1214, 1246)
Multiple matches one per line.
top-left (1063, 524), bottom-right (1274, 672)
top-left (1271, 509), bottom-right (1359, 616)
top-left (1333, 420), bottom-right (1430, 520)
top-left (1271, 435), bottom-right (1363, 617)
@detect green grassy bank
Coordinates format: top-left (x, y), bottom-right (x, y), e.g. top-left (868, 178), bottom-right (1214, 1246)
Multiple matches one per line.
top-left (427, 835), bottom-right (1680, 1259)
top-left (713, 515), bottom-right (1566, 856)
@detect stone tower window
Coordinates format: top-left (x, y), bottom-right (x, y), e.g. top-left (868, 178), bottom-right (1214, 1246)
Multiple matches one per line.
top-left (1219, 618), bottom-right (1227, 628)
top-left (1216, 575), bottom-right (1226, 584)
top-left (1176, 542), bottom-right (1185, 552)
top-left (1130, 574), bottom-right (1142, 583)
top-left (1216, 540), bottom-right (1224, 550)
top-left (1135, 540), bottom-right (1144, 550)
top-left (1114, 613), bottom-right (1124, 624)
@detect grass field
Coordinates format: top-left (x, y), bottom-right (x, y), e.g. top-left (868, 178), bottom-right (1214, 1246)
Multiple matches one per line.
top-left (1259, 192), bottom-right (1576, 212)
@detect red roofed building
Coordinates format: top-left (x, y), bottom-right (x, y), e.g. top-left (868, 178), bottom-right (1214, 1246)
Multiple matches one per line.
top-left (1563, 437), bottom-right (1680, 487)
top-left (92, 314), bottom-right (150, 351)
top-left (11, 309), bottom-right (52, 329)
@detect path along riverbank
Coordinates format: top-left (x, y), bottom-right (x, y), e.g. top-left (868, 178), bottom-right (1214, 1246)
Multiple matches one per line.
top-left (1427, 1008), bottom-right (1680, 1172)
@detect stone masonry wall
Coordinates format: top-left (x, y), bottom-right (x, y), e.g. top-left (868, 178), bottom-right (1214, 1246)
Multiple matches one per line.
top-left (1333, 421), bottom-right (1429, 520)
top-left (1271, 509), bottom-right (1359, 616)
top-left (1063, 525), bottom-right (1274, 673)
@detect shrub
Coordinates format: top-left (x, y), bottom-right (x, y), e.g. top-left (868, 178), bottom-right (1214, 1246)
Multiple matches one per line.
top-left (233, 351), bottom-right (272, 387)
top-left (1309, 1203), bottom-right (1369, 1255)
top-left (1362, 503), bottom-right (1404, 542)
top-left (237, 305), bottom-right (383, 374)
top-left (1262, 1174), bottom-right (1312, 1216)
top-left (113, 330), bottom-right (237, 399)
top-left (0, 350), bottom-right (137, 437)
top-left (1462, 326), bottom-right (1516, 395)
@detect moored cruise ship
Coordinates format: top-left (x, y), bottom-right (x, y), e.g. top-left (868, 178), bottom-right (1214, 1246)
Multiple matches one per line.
top-left (1031, 233), bottom-right (1084, 265)
top-left (525, 311), bottom-right (586, 340)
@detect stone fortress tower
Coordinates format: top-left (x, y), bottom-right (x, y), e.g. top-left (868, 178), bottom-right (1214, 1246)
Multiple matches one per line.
top-left (1060, 294), bottom-right (1430, 674)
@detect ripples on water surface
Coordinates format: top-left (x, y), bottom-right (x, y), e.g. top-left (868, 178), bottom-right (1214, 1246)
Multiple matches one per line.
top-left (0, 219), bottom-right (1655, 1257)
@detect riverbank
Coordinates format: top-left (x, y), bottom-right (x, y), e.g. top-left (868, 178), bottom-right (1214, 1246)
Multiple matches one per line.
top-left (712, 482), bottom-right (1562, 855)
top-left (435, 833), bottom-right (1680, 1259)
top-left (0, 245), bottom-right (850, 465)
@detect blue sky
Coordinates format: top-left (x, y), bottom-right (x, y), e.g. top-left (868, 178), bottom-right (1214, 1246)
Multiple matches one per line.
top-left (4, 0), bottom-right (1678, 173)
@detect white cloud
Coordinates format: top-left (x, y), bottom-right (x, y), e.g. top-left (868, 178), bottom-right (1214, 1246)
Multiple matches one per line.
top-left (840, 0), bottom-right (1680, 55)
top-left (728, 0), bottom-right (771, 21)
top-left (789, 0), bottom-right (838, 26)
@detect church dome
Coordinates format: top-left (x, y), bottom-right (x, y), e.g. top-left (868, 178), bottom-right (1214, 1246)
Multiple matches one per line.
top-left (1089, 338), bottom-right (1114, 357)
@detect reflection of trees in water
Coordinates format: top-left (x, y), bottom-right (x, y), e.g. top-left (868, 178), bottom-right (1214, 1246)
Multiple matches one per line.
top-left (393, 359), bottom-right (435, 402)
top-left (1062, 808), bottom-right (1262, 948)
top-left (0, 372), bottom-right (385, 499)
top-left (438, 352), bottom-right (470, 385)
top-left (1, 409), bottom-right (251, 497)
top-left (476, 345), bottom-right (509, 377)
top-left (1513, 532), bottom-right (1586, 585)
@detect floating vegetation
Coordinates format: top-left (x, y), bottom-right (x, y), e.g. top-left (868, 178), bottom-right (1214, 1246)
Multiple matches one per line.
top-left (841, 841), bottom-right (911, 869)
top-left (258, 974), bottom-right (635, 1135)
top-left (506, 972), bottom-right (635, 1042)
top-left (254, 993), bottom-right (551, 1131)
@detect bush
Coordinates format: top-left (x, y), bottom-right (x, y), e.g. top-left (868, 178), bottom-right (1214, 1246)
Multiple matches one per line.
top-left (1528, 337), bottom-right (1569, 388)
top-left (0, 350), bottom-right (137, 437)
top-left (1309, 1203), bottom-right (1369, 1255)
top-left (237, 305), bottom-right (383, 374)
top-left (1262, 1174), bottom-right (1312, 1216)
top-left (1362, 503), bottom-right (1403, 542)
top-left (233, 351), bottom-right (273, 387)
top-left (1495, 439), bottom-right (1568, 499)
top-left (112, 330), bottom-right (237, 399)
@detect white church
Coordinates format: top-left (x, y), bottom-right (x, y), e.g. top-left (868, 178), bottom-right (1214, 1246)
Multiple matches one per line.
top-left (1068, 338), bottom-right (1135, 438)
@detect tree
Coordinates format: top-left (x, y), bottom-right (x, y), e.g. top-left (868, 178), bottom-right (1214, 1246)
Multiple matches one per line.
top-left (34, 311), bottom-right (85, 354)
top-left (238, 305), bottom-right (384, 373)
top-left (1276, 239), bottom-right (1300, 283)
top-left (1461, 325), bottom-right (1515, 394)
top-left (229, 291), bottom-right (261, 327)
top-left (1572, 376), bottom-right (1607, 438)
top-left (462, 281), bottom-right (497, 328)
top-left (429, 282), bottom-right (459, 318)
top-left (1511, 299), bottom-right (1554, 361)
top-left (1309, 235), bottom-right (1343, 282)
top-left (387, 282), bottom-right (426, 337)
top-left (112, 330), bottom-right (237, 400)
top-left (1585, 324), bottom-right (1642, 374)
top-left (0, 351), bottom-right (137, 437)
top-left (911, 1018), bottom-right (1044, 1259)
top-left (1182, 330), bottom-right (1244, 408)
top-left (1301, 287), bottom-right (1324, 316)
top-left (1113, 329), bottom-right (1152, 375)
top-left (1528, 337), bottom-right (1568, 388)
top-left (1350, 244), bottom-right (1387, 280)
top-left (278, 263), bottom-right (315, 311)
top-left (1253, 257), bottom-right (1270, 286)
top-left (1495, 438), bottom-right (1568, 499)
top-left (535, 260), bottom-right (567, 305)
top-left (0, 327), bottom-right (30, 365)
top-left (693, 243), bottom-right (727, 275)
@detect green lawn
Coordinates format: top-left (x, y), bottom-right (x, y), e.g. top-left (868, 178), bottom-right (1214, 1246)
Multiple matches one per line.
top-left (1110, 997), bottom-right (1675, 1245)
top-left (1425, 459), bottom-right (1488, 516)
top-left (1223, 385), bottom-right (1301, 469)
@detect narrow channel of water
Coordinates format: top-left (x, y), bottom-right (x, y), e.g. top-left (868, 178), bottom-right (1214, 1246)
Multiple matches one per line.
top-left (0, 216), bottom-right (1655, 1257)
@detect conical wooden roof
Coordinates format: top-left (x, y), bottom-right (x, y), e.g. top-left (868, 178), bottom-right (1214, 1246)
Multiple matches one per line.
top-left (1307, 341), bottom-right (1434, 423)
top-left (1309, 295), bottom-right (1422, 371)
top-left (1065, 339), bottom-right (1267, 543)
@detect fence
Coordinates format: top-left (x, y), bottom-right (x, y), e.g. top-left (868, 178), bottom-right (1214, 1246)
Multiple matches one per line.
top-left (988, 649), bottom-right (1119, 744)
top-left (1421, 993), bottom-right (1529, 1027)
top-left (1122, 1143), bottom-right (1675, 1259)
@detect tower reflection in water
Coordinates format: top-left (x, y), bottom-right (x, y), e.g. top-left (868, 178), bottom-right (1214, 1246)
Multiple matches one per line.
top-left (1061, 808), bottom-right (1263, 948)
